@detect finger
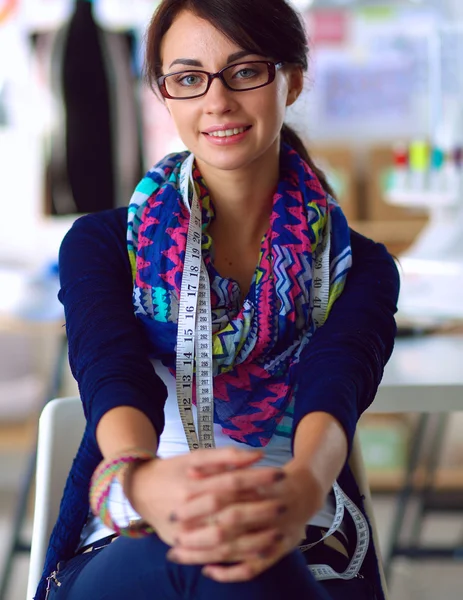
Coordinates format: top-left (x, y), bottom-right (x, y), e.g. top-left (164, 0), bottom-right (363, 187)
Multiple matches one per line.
top-left (202, 553), bottom-right (280, 583)
top-left (168, 528), bottom-right (283, 566)
top-left (169, 489), bottom-right (262, 529)
top-left (178, 498), bottom-right (287, 540)
top-left (187, 464), bottom-right (239, 479)
top-left (188, 447), bottom-right (263, 471)
top-left (202, 561), bottom-right (261, 583)
top-left (187, 467), bottom-right (286, 500)
top-left (176, 483), bottom-right (278, 524)
top-left (175, 491), bottom-right (241, 525)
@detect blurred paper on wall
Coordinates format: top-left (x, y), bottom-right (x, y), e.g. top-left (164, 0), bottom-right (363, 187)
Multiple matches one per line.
top-left (19, 0), bottom-right (73, 32)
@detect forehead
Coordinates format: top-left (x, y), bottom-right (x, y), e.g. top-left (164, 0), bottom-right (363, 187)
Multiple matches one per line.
top-left (161, 10), bottom-right (244, 68)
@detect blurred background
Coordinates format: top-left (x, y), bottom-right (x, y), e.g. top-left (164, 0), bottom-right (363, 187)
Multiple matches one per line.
top-left (1, 0), bottom-right (463, 598)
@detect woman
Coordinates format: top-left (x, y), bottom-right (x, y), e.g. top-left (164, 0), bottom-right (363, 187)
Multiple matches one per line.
top-left (38, 1), bottom-right (399, 599)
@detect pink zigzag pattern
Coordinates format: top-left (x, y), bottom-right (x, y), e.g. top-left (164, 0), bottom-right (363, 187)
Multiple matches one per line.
top-left (135, 256), bottom-right (151, 289)
top-left (251, 237), bottom-right (274, 358)
top-left (214, 362), bottom-right (269, 399)
top-left (221, 381), bottom-right (288, 442)
top-left (159, 222), bottom-right (187, 289)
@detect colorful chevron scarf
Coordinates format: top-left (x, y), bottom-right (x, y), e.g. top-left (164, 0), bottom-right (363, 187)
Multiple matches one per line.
top-left (127, 144), bottom-right (352, 447)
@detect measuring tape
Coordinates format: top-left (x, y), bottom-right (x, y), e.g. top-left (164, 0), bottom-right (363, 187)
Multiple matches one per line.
top-left (176, 154), bottom-right (215, 450)
top-left (311, 203), bottom-right (332, 329)
top-left (300, 482), bottom-right (370, 581)
top-left (175, 154), bottom-right (367, 579)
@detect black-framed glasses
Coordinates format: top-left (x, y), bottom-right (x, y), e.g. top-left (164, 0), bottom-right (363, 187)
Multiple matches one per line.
top-left (158, 61), bottom-right (284, 100)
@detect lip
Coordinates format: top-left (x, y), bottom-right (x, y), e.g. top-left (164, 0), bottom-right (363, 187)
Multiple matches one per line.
top-left (202, 127), bottom-right (251, 146)
top-left (202, 123), bottom-right (252, 134)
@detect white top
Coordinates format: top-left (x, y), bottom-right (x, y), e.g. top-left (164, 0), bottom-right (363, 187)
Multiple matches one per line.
top-left (80, 360), bottom-right (342, 547)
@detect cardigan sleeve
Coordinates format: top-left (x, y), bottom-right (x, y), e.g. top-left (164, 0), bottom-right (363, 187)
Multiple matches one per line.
top-left (291, 229), bottom-right (400, 454)
top-left (58, 208), bottom-right (167, 442)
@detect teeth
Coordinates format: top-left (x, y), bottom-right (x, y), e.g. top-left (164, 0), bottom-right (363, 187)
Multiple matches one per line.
top-left (209, 127), bottom-right (247, 138)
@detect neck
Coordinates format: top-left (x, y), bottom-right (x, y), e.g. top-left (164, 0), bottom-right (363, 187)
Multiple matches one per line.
top-left (195, 141), bottom-right (280, 243)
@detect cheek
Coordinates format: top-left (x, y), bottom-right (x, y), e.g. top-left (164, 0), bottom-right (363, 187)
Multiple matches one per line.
top-left (166, 103), bottom-right (198, 140)
top-left (258, 89), bottom-right (287, 131)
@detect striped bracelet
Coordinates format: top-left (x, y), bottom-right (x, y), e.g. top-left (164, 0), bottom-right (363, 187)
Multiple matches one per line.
top-left (89, 449), bottom-right (157, 538)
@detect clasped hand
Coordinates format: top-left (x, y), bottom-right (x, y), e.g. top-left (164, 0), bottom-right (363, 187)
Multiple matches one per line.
top-left (126, 447), bottom-right (325, 582)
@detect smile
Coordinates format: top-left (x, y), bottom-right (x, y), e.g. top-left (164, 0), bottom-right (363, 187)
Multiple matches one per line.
top-left (206, 126), bottom-right (251, 138)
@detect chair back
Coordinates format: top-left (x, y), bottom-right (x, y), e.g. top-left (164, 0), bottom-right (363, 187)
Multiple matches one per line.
top-left (26, 397), bottom-right (85, 600)
top-left (349, 434), bottom-right (389, 598)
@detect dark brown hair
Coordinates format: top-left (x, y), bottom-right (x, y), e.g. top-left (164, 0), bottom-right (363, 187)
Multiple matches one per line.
top-left (145, 0), bottom-right (335, 197)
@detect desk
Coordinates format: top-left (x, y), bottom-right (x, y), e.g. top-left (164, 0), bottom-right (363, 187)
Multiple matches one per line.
top-left (372, 334), bottom-right (463, 414)
top-left (367, 334), bottom-right (463, 579)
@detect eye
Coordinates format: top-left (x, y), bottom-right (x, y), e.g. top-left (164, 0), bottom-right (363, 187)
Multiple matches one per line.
top-left (235, 68), bottom-right (257, 79)
top-left (175, 73), bottom-right (204, 87)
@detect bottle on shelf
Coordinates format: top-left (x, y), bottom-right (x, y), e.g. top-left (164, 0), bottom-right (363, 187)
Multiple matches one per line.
top-left (428, 145), bottom-right (445, 192)
top-left (390, 141), bottom-right (409, 192)
top-left (408, 139), bottom-right (429, 193)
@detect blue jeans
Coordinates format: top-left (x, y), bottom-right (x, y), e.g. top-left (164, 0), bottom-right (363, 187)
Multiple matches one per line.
top-left (47, 534), bottom-right (375, 600)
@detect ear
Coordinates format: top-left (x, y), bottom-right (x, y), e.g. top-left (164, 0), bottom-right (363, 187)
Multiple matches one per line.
top-left (286, 67), bottom-right (304, 107)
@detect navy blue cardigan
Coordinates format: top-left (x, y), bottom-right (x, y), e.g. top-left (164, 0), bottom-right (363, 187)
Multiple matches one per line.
top-left (35, 208), bottom-right (399, 599)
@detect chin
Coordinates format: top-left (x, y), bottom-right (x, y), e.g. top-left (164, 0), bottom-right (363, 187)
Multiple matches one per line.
top-left (196, 144), bottom-right (269, 173)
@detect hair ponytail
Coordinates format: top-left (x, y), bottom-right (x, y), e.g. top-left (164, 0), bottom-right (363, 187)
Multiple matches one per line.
top-left (281, 124), bottom-right (336, 199)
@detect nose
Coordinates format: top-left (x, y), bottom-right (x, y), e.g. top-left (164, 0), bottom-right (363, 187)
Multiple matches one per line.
top-left (203, 76), bottom-right (236, 115)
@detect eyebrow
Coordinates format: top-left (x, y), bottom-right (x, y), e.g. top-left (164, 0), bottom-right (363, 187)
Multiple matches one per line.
top-left (168, 50), bottom-right (258, 70)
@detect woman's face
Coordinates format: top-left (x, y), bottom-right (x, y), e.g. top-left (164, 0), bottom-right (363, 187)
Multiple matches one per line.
top-left (160, 10), bottom-right (302, 173)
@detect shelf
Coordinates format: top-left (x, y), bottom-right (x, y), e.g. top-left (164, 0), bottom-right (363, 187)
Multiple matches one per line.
top-left (349, 219), bottom-right (427, 245)
top-left (0, 420), bottom-right (36, 452)
top-left (368, 466), bottom-right (463, 492)
top-left (385, 190), bottom-right (459, 208)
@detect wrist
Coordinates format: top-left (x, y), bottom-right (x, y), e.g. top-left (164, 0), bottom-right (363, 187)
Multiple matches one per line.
top-left (89, 449), bottom-right (157, 538)
top-left (123, 456), bottom-right (160, 510)
top-left (292, 412), bottom-right (347, 492)
top-left (284, 459), bottom-right (326, 518)
top-left (285, 457), bottom-right (323, 491)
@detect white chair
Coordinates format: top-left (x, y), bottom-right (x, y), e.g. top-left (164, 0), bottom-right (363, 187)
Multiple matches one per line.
top-left (349, 435), bottom-right (389, 598)
top-left (26, 397), bottom-right (85, 600)
top-left (26, 397), bottom-right (388, 599)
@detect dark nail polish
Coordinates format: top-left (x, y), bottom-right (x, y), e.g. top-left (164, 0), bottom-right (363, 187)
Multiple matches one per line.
top-left (169, 512), bottom-right (178, 523)
top-left (167, 551), bottom-right (179, 562)
top-left (277, 505), bottom-right (288, 515)
top-left (274, 533), bottom-right (284, 543)
top-left (259, 547), bottom-right (273, 559)
top-left (274, 471), bottom-right (286, 482)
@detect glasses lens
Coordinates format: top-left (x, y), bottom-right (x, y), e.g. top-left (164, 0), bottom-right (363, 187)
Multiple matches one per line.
top-left (223, 62), bottom-right (270, 90)
top-left (164, 71), bottom-right (209, 98)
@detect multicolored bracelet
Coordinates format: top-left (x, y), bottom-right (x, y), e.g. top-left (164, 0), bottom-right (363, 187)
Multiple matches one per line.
top-left (89, 448), bottom-right (157, 538)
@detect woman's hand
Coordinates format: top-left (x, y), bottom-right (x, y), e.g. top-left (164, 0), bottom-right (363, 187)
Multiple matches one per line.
top-left (124, 447), bottom-right (283, 547)
top-left (168, 458), bottom-right (326, 582)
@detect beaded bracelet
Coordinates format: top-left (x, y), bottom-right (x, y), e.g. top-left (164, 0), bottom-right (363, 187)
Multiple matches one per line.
top-left (89, 448), bottom-right (157, 538)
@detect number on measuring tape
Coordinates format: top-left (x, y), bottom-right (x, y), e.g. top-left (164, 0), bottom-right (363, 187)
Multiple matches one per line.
top-left (311, 208), bottom-right (331, 329)
top-left (176, 154), bottom-right (215, 451)
top-left (299, 482), bottom-right (370, 581)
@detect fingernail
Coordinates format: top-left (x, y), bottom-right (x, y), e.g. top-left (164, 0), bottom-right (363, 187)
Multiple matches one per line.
top-left (167, 550), bottom-right (180, 562)
top-left (274, 533), bottom-right (284, 543)
top-left (169, 512), bottom-right (178, 523)
top-left (277, 505), bottom-right (288, 515)
top-left (259, 547), bottom-right (273, 559)
top-left (274, 471), bottom-right (286, 482)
